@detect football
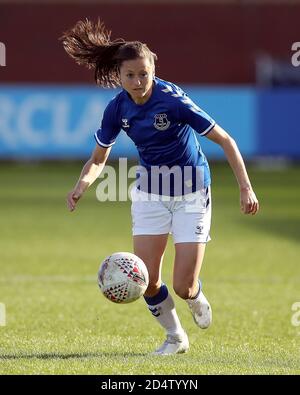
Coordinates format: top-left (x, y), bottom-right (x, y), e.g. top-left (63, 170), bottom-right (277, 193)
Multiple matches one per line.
top-left (98, 252), bottom-right (149, 303)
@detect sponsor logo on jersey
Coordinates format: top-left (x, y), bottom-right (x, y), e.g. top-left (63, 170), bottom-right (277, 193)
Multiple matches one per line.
top-left (122, 118), bottom-right (130, 129)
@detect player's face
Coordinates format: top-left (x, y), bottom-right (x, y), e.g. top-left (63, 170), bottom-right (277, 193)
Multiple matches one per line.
top-left (119, 57), bottom-right (154, 104)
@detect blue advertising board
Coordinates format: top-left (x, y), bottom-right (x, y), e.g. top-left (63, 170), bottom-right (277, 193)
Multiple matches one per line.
top-left (185, 86), bottom-right (256, 159)
top-left (257, 89), bottom-right (300, 158)
top-left (0, 85), bottom-right (137, 159)
top-left (0, 84), bottom-right (299, 160)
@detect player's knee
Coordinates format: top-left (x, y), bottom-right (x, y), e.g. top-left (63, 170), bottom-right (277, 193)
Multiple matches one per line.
top-left (173, 284), bottom-right (194, 300)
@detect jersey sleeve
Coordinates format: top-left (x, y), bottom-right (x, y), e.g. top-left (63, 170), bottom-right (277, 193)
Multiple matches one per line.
top-left (94, 100), bottom-right (121, 148)
top-left (177, 92), bottom-right (215, 136)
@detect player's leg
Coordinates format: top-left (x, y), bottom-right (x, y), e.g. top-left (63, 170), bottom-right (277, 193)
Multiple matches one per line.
top-left (134, 234), bottom-right (168, 297)
top-left (173, 242), bottom-right (205, 299)
top-left (131, 186), bottom-right (189, 355)
top-left (173, 242), bottom-right (212, 329)
top-left (134, 234), bottom-right (189, 355)
top-left (171, 187), bottom-right (212, 329)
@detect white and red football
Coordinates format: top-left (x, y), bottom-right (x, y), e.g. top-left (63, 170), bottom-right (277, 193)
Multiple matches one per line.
top-left (98, 252), bottom-right (149, 303)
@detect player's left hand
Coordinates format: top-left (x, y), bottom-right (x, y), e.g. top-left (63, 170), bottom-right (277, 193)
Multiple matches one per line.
top-left (240, 188), bottom-right (259, 215)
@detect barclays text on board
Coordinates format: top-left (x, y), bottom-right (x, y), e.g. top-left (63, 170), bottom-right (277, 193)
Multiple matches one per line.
top-left (0, 85), bottom-right (298, 159)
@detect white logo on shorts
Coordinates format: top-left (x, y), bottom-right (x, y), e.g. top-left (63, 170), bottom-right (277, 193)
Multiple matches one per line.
top-left (154, 114), bottom-right (170, 131)
top-left (195, 225), bottom-right (204, 235)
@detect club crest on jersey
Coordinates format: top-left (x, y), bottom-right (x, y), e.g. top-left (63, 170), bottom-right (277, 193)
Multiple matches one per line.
top-left (153, 113), bottom-right (170, 131)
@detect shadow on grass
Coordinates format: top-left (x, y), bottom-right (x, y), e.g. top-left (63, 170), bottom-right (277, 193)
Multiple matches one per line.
top-left (0, 351), bottom-right (147, 360)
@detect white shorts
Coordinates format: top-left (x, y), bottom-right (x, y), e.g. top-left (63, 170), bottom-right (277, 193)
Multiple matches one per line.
top-left (131, 186), bottom-right (212, 244)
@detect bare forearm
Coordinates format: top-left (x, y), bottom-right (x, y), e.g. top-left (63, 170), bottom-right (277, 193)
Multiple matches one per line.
top-left (74, 159), bottom-right (105, 195)
top-left (67, 145), bottom-right (110, 212)
top-left (206, 125), bottom-right (259, 215)
top-left (222, 137), bottom-right (252, 190)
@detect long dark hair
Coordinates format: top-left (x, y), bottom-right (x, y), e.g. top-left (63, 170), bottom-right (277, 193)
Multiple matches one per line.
top-left (60, 18), bottom-right (157, 88)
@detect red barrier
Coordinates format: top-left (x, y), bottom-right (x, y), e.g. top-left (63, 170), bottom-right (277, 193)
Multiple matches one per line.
top-left (0, 3), bottom-right (299, 84)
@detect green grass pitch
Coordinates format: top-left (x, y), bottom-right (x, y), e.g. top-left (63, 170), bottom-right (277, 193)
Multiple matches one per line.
top-left (0, 161), bottom-right (299, 374)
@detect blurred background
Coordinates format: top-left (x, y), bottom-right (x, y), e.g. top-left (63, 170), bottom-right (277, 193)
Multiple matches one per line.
top-left (1, 0), bottom-right (300, 161)
top-left (1, 0), bottom-right (300, 375)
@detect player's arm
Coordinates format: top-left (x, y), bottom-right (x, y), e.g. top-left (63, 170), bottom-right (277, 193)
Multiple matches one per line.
top-left (67, 144), bottom-right (111, 212)
top-left (206, 124), bottom-right (259, 215)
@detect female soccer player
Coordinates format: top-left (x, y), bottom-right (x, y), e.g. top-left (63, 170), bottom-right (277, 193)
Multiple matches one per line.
top-left (62, 19), bottom-right (259, 355)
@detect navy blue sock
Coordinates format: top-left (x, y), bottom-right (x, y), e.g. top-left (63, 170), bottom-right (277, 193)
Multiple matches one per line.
top-left (144, 283), bottom-right (168, 305)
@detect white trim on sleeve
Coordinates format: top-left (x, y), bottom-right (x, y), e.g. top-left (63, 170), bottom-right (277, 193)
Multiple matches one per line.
top-left (94, 132), bottom-right (115, 148)
top-left (199, 121), bottom-right (216, 136)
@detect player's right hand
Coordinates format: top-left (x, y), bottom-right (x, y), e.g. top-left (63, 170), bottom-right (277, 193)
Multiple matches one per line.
top-left (67, 190), bottom-right (81, 212)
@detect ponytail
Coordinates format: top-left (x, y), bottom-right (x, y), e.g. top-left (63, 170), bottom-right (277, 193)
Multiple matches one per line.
top-left (61, 18), bottom-right (157, 88)
top-left (61, 19), bottom-right (125, 87)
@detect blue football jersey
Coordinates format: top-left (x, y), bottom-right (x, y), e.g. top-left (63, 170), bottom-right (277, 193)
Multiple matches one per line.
top-left (94, 77), bottom-right (215, 196)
